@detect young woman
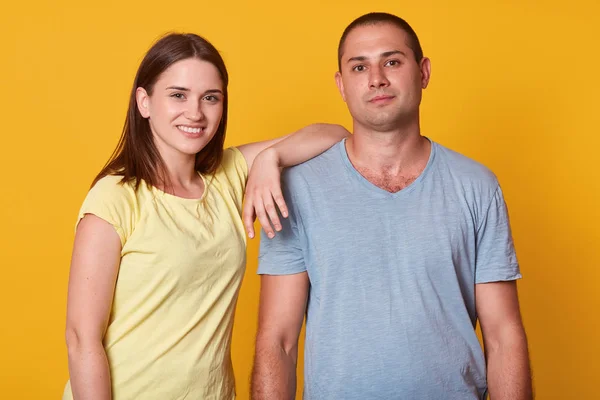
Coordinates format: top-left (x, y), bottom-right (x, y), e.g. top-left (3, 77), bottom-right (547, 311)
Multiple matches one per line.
top-left (63, 33), bottom-right (347, 399)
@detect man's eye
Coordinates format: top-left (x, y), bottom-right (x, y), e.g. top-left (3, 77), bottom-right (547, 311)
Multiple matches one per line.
top-left (171, 93), bottom-right (185, 99)
top-left (353, 65), bottom-right (366, 72)
top-left (386, 60), bottom-right (400, 67)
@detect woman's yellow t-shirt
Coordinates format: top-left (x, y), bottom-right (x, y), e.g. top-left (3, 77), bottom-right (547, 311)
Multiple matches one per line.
top-left (63, 148), bottom-right (248, 400)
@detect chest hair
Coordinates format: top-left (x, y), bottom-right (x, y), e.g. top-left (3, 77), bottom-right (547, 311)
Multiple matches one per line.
top-left (356, 167), bottom-right (420, 193)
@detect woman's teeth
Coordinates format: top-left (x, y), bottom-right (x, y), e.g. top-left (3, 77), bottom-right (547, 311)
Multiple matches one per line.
top-left (178, 126), bottom-right (202, 134)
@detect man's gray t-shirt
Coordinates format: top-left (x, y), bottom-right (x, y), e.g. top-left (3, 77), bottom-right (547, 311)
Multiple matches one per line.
top-left (258, 139), bottom-right (521, 400)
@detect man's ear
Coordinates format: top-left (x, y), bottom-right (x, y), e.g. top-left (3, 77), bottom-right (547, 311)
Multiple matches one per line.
top-left (420, 57), bottom-right (431, 89)
top-left (335, 71), bottom-right (347, 103)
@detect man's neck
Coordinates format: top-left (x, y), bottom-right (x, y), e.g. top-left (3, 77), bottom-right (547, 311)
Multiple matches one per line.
top-left (346, 124), bottom-right (429, 175)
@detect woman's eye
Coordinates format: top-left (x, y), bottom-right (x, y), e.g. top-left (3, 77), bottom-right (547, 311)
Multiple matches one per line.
top-left (203, 95), bottom-right (219, 102)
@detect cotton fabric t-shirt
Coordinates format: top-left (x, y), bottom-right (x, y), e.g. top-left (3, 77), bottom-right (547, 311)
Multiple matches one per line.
top-left (63, 147), bottom-right (248, 400)
top-left (258, 139), bottom-right (521, 400)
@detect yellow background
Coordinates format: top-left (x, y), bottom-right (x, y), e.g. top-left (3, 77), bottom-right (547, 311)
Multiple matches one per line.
top-left (1, 0), bottom-right (598, 398)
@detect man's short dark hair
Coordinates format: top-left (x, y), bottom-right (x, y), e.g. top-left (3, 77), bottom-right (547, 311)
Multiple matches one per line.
top-left (337, 12), bottom-right (424, 71)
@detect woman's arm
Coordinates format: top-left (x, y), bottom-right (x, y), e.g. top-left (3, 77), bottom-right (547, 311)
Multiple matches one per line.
top-left (236, 123), bottom-right (349, 171)
top-left (237, 123), bottom-right (350, 238)
top-left (65, 214), bottom-right (121, 400)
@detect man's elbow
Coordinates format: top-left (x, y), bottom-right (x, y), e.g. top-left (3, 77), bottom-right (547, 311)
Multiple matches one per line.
top-left (255, 331), bottom-right (299, 364)
top-left (485, 321), bottom-right (529, 355)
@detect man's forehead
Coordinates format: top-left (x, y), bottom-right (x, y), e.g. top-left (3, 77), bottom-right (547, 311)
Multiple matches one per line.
top-left (341, 24), bottom-right (410, 59)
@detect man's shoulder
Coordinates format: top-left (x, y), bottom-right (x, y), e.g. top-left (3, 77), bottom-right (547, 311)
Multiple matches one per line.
top-left (282, 139), bottom-right (345, 183)
top-left (433, 141), bottom-right (499, 188)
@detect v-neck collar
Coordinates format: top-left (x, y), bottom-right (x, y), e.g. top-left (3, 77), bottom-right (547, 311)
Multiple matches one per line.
top-left (338, 137), bottom-right (436, 199)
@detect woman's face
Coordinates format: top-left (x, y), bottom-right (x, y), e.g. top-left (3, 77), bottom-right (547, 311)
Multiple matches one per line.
top-left (136, 57), bottom-right (224, 162)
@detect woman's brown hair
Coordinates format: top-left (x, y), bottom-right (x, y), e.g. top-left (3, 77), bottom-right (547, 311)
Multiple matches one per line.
top-left (92, 33), bottom-right (229, 190)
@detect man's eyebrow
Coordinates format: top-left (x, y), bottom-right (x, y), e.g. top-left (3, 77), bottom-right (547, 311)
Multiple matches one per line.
top-left (382, 50), bottom-right (406, 58)
top-left (347, 55), bottom-right (368, 64)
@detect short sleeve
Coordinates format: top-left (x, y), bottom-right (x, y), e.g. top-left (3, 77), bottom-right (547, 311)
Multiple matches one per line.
top-left (218, 147), bottom-right (249, 210)
top-left (76, 176), bottom-right (136, 246)
top-left (475, 184), bottom-right (522, 283)
top-left (257, 176), bottom-right (306, 275)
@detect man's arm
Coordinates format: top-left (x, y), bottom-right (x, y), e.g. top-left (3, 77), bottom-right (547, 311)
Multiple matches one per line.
top-left (252, 273), bottom-right (310, 400)
top-left (476, 280), bottom-right (533, 400)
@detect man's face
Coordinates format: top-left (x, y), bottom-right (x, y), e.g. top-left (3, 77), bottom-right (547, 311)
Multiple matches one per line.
top-left (335, 23), bottom-right (431, 132)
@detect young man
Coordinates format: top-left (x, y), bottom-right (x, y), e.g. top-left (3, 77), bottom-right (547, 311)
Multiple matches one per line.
top-left (252, 12), bottom-right (532, 400)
